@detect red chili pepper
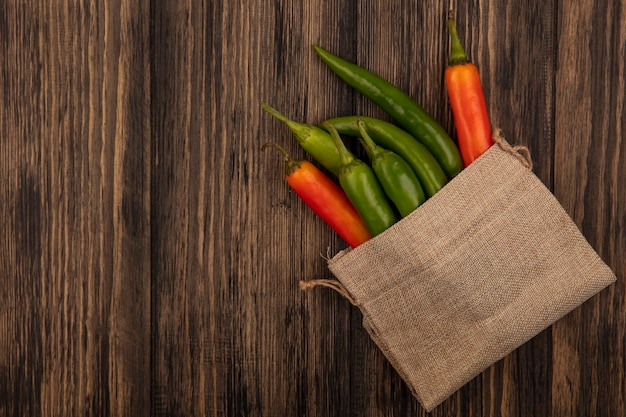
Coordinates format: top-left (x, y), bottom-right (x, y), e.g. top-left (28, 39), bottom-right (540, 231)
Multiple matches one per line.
top-left (445, 13), bottom-right (494, 167)
top-left (262, 142), bottom-right (372, 248)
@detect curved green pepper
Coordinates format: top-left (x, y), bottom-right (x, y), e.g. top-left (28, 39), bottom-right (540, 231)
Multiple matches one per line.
top-left (314, 45), bottom-right (463, 178)
top-left (262, 103), bottom-right (349, 177)
top-left (356, 118), bottom-right (424, 217)
top-left (323, 122), bottom-right (398, 237)
top-left (322, 116), bottom-right (448, 198)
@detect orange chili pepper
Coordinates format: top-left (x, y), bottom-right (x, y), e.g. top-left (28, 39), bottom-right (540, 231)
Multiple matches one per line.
top-left (262, 142), bottom-right (372, 248)
top-left (445, 12), bottom-right (494, 167)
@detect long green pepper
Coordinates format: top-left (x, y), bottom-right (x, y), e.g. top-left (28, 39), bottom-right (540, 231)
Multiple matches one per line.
top-left (322, 122), bottom-right (398, 237)
top-left (262, 103), bottom-right (349, 177)
top-left (322, 116), bottom-right (448, 198)
top-left (313, 44), bottom-right (463, 178)
top-left (356, 118), bottom-right (424, 217)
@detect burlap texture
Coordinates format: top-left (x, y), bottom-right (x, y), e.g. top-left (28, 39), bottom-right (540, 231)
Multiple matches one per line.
top-left (327, 142), bottom-right (616, 412)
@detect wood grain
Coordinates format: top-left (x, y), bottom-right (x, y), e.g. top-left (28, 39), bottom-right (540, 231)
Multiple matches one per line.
top-left (552, 2), bottom-right (626, 416)
top-left (1, 0), bottom-right (624, 416)
top-left (1, 1), bottom-right (151, 415)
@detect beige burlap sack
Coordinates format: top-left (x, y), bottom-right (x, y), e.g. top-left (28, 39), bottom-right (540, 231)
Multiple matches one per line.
top-left (310, 134), bottom-right (616, 411)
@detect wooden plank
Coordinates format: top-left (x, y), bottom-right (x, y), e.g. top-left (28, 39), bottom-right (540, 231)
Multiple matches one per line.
top-left (150, 0), bottom-right (360, 415)
top-left (552, 1), bottom-right (626, 416)
top-left (150, 0), bottom-right (210, 415)
top-left (467, 1), bottom-right (557, 416)
top-left (0, 1), bottom-right (151, 415)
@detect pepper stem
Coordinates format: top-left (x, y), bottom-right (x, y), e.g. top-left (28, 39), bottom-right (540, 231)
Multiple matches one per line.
top-left (447, 11), bottom-right (469, 66)
top-left (322, 122), bottom-right (354, 166)
top-left (356, 117), bottom-right (384, 162)
top-left (262, 103), bottom-right (312, 144)
top-left (261, 142), bottom-right (301, 175)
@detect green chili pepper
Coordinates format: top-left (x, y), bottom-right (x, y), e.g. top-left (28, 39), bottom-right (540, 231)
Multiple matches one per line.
top-left (262, 103), bottom-right (349, 177)
top-left (322, 115), bottom-right (448, 198)
top-left (313, 44), bottom-right (463, 178)
top-left (356, 118), bottom-right (424, 217)
top-left (322, 122), bottom-right (398, 237)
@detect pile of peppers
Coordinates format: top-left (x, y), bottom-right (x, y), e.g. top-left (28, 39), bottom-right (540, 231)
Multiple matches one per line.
top-left (263, 14), bottom-right (494, 248)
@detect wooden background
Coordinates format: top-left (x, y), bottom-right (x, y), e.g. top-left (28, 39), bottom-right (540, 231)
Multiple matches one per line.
top-left (1, 0), bottom-right (624, 416)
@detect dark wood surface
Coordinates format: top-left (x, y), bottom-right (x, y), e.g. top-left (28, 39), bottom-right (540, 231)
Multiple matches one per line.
top-left (1, 1), bottom-right (624, 416)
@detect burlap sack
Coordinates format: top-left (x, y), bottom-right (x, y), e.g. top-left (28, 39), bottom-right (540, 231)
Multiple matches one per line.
top-left (320, 136), bottom-right (616, 411)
